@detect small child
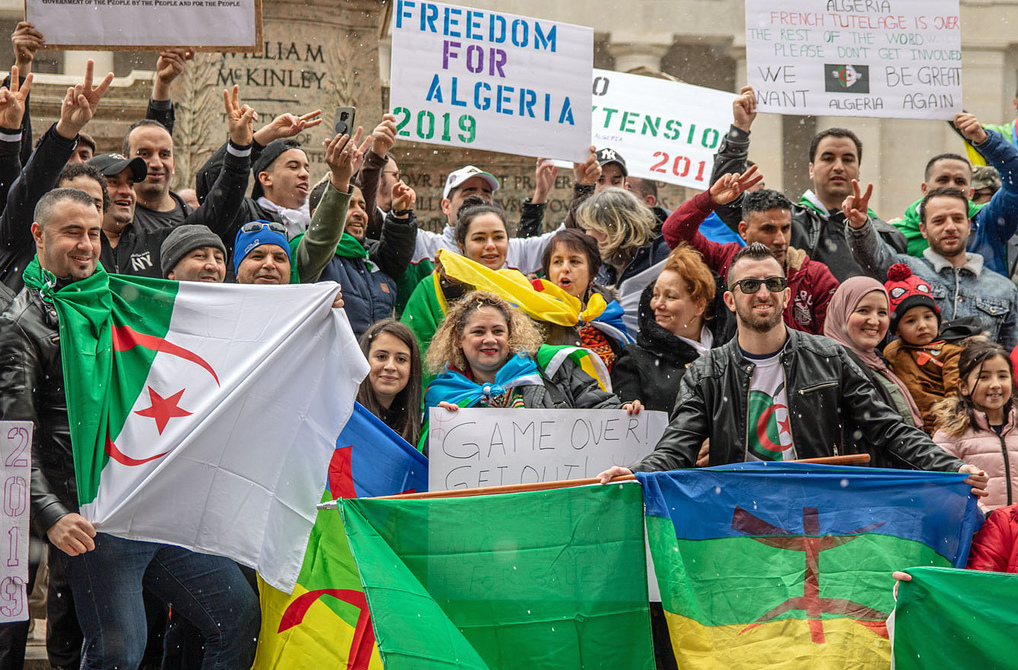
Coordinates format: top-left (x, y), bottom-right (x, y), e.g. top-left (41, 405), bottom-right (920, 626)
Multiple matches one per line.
top-left (932, 339), bottom-right (1018, 512)
top-left (884, 263), bottom-right (962, 434)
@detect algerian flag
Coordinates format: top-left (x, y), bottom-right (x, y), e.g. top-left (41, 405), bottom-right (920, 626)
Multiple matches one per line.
top-left (24, 260), bottom-right (367, 592)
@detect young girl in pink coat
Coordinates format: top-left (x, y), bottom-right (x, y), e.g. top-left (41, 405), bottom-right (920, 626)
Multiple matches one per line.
top-left (933, 339), bottom-right (1018, 512)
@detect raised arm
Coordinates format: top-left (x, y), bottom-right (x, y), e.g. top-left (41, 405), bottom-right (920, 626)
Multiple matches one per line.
top-left (370, 181), bottom-right (418, 280)
top-left (10, 22), bottom-right (42, 168)
top-left (183, 86), bottom-right (256, 252)
top-left (360, 114), bottom-right (396, 240)
top-left (294, 129), bottom-right (367, 283)
top-left (517, 158), bottom-right (558, 238)
top-left (843, 180), bottom-right (901, 279)
top-left (708, 86), bottom-right (756, 229)
top-left (148, 47), bottom-right (193, 134)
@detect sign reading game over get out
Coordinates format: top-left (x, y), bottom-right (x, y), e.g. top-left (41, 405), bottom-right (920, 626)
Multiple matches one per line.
top-left (427, 408), bottom-right (667, 492)
top-left (746, 0), bottom-right (962, 119)
top-left (591, 70), bottom-right (736, 189)
top-left (390, 0), bottom-right (593, 162)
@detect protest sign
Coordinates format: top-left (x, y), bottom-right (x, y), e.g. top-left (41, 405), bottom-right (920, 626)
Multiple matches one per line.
top-left (389, 0), bottom-right (593, 162)
top-left (0, 423), bottom-right (31, 624)
top-left (745, 0), bottom-right (962, 120)
top-left (427, 408), bottom-right (666, 491)
top-left (591, 70), bottom-right (736, 189)
top-left (24, 0), bottom-right (261, 51)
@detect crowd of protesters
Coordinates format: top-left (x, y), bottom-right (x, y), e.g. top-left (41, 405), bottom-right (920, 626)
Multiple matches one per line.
top-left (1, 18), bottom-right (1018, 670)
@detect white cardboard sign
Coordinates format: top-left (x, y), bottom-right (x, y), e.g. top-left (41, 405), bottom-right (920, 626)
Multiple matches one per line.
top-left (427, 408), bottom-right (667, 492)
top-left (591, 70), bottom-right (736, 189)
top-left (25, 0), bottom-right (259, 50)
top-left (390, 0), bottom-right (594, 162)
top-left (746, 0), bottom-right (962, 119)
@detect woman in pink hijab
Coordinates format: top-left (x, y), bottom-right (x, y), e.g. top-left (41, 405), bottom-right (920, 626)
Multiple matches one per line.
top-left (824, 276), bottom-right (924, 440)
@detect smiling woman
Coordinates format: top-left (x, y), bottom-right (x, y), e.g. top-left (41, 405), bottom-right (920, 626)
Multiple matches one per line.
top-left (419, 291), bottom-right (631, 452)
top-left (824, 277), bottom-right (925, 461)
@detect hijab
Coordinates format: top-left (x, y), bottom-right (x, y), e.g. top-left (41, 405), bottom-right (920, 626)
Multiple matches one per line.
top-left (823, 276), bottom-right (923, 426)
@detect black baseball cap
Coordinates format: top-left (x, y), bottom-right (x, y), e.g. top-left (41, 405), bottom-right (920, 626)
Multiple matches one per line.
top-left (596, 148), bottom-right (627, 177)
top-left (88, 153), bottom-right (147, 182)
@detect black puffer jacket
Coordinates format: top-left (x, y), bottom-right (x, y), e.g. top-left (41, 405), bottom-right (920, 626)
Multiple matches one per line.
top-left (612, 277), bottom-right (735, 413)
top-left (0, 288), bottom-right (77, 535)
top-left (632, 328), bottom-right (966, 472)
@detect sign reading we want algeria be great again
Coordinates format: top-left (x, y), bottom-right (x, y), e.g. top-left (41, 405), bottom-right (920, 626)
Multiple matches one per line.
top-left (747, 0), bottom-right (962, 120)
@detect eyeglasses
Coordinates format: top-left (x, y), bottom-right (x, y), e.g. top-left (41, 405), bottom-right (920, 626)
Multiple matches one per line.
top-left (728, 276), bottom-right (788, 294)
top-left (241, 220), bottom-right (287, 235)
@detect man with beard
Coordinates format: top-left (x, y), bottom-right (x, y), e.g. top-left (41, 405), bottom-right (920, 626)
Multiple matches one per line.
top-left (597, 244), bottom-right (988, 482)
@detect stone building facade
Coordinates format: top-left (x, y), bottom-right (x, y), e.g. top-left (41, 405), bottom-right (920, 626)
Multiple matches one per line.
top-left (0, 0), bottom-right (1014, 232)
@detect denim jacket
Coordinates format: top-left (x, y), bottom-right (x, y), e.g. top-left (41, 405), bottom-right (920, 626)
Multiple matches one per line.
top-left (847, 220), bottom-right (1018, 349)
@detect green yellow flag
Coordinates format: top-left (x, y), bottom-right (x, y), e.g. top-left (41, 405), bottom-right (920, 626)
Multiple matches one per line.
top-left (890, 566), bottom-right (1018, 669)
top-left (341, 483), bottom-right (654, 669)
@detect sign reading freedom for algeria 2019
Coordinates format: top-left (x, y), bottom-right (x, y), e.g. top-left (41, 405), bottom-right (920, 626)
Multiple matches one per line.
top-left (390, 0), bottom-right (594, 162)
top-left (25, 0), bottom-right (258, 49)
top-left (592, 70), bottom-right (736, 189)
top-left (746, 0), bottom-right (962, 119)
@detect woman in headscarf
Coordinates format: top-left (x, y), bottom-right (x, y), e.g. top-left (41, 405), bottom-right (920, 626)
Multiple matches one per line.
top-left (823, 276), bottom-right (924, 466)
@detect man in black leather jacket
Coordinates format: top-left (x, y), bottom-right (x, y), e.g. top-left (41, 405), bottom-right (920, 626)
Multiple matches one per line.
top-left (598, 244), bottom-right (988, 491)
top-left (0, 188), bottom-right (258, 668)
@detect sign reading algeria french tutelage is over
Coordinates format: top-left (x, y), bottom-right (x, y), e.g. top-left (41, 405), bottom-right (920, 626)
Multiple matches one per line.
top-left (746, 0), bottom-right (962, 120)
top-left (592, 70), bottom-right (736, 189)
top-left (390, 0), bottom-right (594, 162)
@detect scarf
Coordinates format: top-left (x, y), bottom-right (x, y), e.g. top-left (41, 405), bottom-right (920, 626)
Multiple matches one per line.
top-left (424, 353), bottom-right (543, 412)
top-left (823, 276), bottom-right (923, 426)
top-left (256, 196), bottom-right (310, 238)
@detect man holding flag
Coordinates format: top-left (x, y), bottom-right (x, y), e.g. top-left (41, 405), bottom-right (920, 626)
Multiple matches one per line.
top-left (0, 188), bottom-right (259, 669)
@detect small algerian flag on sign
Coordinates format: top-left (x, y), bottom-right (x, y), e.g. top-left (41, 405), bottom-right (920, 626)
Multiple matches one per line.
top-left (41, 263), bottom-right (366, 593)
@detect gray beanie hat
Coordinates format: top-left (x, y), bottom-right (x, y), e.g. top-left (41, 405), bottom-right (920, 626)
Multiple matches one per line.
top-left (160, 225), bottom-right (227, 278)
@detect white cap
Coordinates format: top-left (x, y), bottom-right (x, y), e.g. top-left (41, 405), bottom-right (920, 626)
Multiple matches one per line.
top-left (442, 166), bottom-right (500, 201)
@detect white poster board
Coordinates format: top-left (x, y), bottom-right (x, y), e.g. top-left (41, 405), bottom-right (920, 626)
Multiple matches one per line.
top-left (591, 70), bottom-right (736, 189)
top-left (0, 423), bottom-right (31, 623)
top-left (25, 0), bottom-right (260, 51)
top-left (427, 408), bottom-right (667, 492)
top-left (390, 0), bottom-right (593, 162)
top-left (745, 0), bottom-right (962, 119)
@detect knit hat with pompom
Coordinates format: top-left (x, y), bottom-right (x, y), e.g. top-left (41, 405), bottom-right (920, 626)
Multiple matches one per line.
top-left (885, 263), bottom-right (939, 334)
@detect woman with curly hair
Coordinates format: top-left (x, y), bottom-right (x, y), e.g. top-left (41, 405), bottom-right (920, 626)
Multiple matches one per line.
top-left (356, 319), bottom-right (422, 445)
top-left (420, 292), bottom-right (641, 452)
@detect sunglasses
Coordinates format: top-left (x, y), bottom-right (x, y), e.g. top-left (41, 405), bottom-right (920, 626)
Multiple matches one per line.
top-left (241, 220), bottom-right (287, 235)
top-left (728, 276), bottom-right (788, 294)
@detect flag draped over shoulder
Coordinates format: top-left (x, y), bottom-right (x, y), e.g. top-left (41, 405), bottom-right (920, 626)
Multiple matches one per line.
top-left (889, 566), bottom-right (1018, 670)
top-left (341, 483), bottom-right (655, 670)
top-left (34, 261), bottom-right (367, 592)
top-left (255, 404), bottom-right (428, 669)
top-left (636, 463), bottom-right (984, 669)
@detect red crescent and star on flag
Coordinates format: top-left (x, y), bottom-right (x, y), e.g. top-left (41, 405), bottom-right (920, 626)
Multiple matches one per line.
top-left (105, 325), bottom-right (220, 466)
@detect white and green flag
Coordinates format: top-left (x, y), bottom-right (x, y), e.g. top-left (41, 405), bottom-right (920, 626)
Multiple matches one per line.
top-left (24, 260), bottom-right (366, 592)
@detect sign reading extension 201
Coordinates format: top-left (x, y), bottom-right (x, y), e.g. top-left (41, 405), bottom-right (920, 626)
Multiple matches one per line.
top-left (592, 70), bottom-right (736, 189)
top-left (390, 0), bottom-right (594, 162)
top-left (746, 0), bottom-right (962, 119)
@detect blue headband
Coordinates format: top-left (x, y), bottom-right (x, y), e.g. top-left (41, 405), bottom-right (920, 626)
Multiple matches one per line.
top-left (233, 225), bottom-right (291, 273)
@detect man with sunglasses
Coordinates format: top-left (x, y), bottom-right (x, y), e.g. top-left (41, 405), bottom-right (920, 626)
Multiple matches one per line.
top-left (598, 243), bottom-right (987, 486)
top-left (662, 169), bottom-right (840, 334)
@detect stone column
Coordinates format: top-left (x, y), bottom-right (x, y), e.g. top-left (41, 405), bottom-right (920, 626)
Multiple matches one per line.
top-left (606, 33), bottom-right (672, 72)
